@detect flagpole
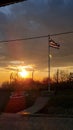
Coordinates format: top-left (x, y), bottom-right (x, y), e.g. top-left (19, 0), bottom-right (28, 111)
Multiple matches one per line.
top-left (47, 37), bottom-right (60, 92)
top-left (48, 35), bottom-right (51, 92)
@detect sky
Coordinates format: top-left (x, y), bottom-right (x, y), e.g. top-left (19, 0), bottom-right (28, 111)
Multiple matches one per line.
top-left (0, 0), bottom-right (73, 83)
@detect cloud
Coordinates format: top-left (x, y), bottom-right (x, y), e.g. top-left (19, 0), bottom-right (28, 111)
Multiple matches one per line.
top-left (0, 0), bottom-right (73, 70)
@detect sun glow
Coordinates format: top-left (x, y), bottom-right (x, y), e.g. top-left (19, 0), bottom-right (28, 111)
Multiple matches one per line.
top-left (5, 65), bottom-right (34, 79)
top-left (18, 69), bottom-right (28, 78)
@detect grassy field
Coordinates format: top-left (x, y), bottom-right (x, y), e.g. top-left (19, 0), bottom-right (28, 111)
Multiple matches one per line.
top-left (0, 89), bottom-right (38, 113)
top-left (0, 88), bottom-right (73, 115)
top-left (40, 90), bottom-right (73, 115)
top-left (0, 90), bottom-right (11, 113)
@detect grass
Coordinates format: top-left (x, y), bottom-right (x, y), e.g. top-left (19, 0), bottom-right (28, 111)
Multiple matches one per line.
top-left (0, 90), bottom-right (12, 112)
top-left (0, 88), bottom-right (73, 115)
top-left (42, 90), bottom-right (73, 115)
top-left (0, 89), bottom-right (38, 113)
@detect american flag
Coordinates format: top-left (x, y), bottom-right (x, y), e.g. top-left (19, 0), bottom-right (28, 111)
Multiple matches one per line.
top-left (49, 39), bottom-right (60, 49)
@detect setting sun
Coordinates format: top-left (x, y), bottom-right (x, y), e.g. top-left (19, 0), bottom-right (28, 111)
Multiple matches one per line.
top-left (18, 69), bottom-right (28, 78)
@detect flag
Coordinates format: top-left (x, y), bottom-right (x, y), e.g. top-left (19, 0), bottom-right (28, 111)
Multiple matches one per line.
top-left (49, 39), bottom-right (60, 49)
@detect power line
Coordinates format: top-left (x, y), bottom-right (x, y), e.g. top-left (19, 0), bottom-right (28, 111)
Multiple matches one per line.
top-left (0, 35), bottom-right (48, 43)
top-left (0, 31), bottom-right (73, 43)
top-left (50, 31), bottom-right (73, 36)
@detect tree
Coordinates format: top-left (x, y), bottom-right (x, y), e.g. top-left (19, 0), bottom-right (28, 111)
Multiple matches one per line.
top-left (53, 70), bottom-right (69, 83)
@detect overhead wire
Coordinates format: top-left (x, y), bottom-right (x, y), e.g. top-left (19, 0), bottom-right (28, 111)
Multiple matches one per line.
top-left (0, 31), bottom-right (73, 43)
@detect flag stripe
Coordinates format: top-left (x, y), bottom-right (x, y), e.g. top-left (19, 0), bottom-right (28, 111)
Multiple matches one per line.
top-left (49, 39), bottom-right (60, 49)
top-left (50, 45), bottom-right (60, 49)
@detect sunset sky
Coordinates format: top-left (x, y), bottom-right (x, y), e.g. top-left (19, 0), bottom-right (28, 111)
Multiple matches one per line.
top-left (0, 0), bottom-right (73, 83)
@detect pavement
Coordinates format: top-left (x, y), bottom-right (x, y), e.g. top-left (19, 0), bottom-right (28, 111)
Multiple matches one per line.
top-left (0, 113), bottom-right (73, 130)
top-left (18, 96), bottom-right (49, 114)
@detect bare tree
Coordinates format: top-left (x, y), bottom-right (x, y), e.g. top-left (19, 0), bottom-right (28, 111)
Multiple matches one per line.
top-left (53, 70), bottom-right (69, 83)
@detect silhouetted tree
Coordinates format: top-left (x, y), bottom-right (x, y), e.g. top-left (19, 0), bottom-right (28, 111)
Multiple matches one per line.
top-left (53, 70), bottom-right (69, 83)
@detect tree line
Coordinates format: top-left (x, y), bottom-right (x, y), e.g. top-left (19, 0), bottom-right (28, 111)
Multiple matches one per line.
top-left (0, 70), bottom-right (73, 92)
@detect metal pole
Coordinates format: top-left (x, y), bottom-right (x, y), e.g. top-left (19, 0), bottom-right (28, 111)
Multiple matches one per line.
top-left (48, 35), bottom-right (51, 92)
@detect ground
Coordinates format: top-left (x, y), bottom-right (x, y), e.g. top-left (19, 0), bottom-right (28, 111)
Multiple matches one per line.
top-left (0, 113), bottom-right (73, 130)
